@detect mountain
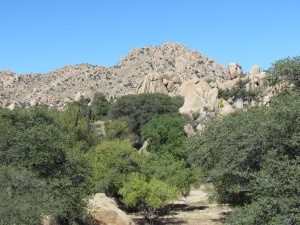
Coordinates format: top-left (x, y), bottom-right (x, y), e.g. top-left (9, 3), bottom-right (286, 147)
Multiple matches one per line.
top-left (0, 42), bottom-right (233, 109)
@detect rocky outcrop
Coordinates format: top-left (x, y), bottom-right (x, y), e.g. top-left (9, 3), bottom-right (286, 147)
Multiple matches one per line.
top-left (1, 42), bottom-right (281, 123)
top-left (218, 99), bottom-right (234, 115)
top-left (250, 65), bottom-right (260, 76)
top-left (179, 78), bottom-right (222, 115)
top-left (136, 73), bottom-right (168, 94)
top-left (184, 124), bottom-right (196, 136)
top-left (87, 193), bottom-right (135, 225)
top-left (228, 63), bottom-right (243, 79)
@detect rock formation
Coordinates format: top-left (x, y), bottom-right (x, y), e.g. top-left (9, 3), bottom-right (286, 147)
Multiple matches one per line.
top-left (228, 63), bottom-right (243, 79)
top-left (87, 193), bottom-right (135, 225)
top-left (1, 42), bottom-right (280, 123)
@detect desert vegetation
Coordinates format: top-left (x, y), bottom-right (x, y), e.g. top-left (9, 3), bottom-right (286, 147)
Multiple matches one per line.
top-left (0, 56), bottom-right (299, 225)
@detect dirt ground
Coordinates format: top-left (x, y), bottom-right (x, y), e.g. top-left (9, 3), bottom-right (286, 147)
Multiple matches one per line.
top-left (129, 184), bottom-right (232, 225)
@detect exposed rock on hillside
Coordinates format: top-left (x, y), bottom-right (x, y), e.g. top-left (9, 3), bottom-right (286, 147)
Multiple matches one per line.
top-left (228, 62), bottom-right (243, 79)
top-left (2, 42), bottom-right (277, 118)
top-left (0, 42), bottom-right (230, 109)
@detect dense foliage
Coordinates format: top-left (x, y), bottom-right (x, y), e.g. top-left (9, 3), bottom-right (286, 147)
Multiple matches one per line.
top-left (0, 165), bottom-right (51, 225)
top-left (90, 92), bottom-right (112, 120)
top-left (86, 140), bottom-right (201, 218)
top-left (141, 114), bottom-right (187, 159)
top-left (0, 92), bottom-right (196, 224)
top-left (267, 56), bottom-right (300, 87)
top-left (0, 106), bottom-right (93, 225)
top-left (108, 93), bottom-right (183, 137)
top-left (185, 90), bottom-right (300, 224)
top-left (68, 92), bottom-right (112, 121)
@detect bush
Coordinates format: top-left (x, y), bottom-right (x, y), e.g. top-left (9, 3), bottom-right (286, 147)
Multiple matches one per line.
top-left (119, 173), bottom-right (179, 221)
top-left (0, 165), bottom-right (51, 225)
top-left (140, 153), bottom-right (202, 197)
top-left (224, 157), bottom-right (300, 225)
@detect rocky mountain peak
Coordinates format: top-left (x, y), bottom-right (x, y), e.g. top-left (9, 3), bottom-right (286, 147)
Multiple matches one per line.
top-left (1, 42), bottom-right (231, 109)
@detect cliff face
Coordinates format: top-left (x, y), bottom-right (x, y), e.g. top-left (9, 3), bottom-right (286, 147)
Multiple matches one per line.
top-left (0, 42), bottom-right (230, 109)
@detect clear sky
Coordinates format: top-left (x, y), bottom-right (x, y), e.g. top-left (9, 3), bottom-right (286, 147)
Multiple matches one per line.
top-left (1, 0), bottom-right (299, 74)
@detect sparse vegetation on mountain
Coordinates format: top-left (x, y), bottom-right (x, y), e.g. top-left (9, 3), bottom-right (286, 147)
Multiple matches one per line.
top-left (0, 43), bottom-right (229, 109)
top-left (218, 78), bottom-right (260, 102)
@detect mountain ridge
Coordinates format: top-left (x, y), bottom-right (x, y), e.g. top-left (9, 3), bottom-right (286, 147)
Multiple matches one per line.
top-left (0, 42), bottom-right (236, 109)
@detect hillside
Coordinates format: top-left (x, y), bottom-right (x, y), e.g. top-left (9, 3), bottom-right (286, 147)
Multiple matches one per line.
top-left (0, 42), bottom-right (230, 109)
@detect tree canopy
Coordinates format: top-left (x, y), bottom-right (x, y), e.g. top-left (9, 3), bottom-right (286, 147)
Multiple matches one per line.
top-left (141, 114), bottom-right (187, 159)
top-left (108, 93), bottom-right (183, 137)
top-left (267, 56), bottom-right (300, 87)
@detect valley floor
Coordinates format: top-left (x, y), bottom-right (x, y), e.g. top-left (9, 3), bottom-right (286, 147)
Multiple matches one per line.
top-left (129, 184), bottom-right (232, 225)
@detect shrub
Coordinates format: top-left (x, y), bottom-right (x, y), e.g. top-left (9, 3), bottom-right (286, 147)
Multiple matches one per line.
top-left (119, 173), bottom-right (179, 221)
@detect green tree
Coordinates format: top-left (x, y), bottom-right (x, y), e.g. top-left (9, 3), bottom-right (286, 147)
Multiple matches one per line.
top-left (0, 107), bottom-right (93, 224)
top-left (0, 165), bottom-right (52, 225)
top-left (224, 157), bottom-right (300, 225)
top-left (108, 93), bottom-right (183, 138)
top-left (140, 153), bottom-right (202, 197)
top-left (267, 56), bottom-right (300, 87)
top-left (141, 114), bottom-right (187, 159)
top-left (86, 140), bottom-right (140, 197)
top-left (104, 120), bottom-right (136, 142)
top-left (185, 90), bottom-right (300, 223)
top-left (54, 104), bottom-right (97, 152)
top-left (85, 140), bottom-right (201, 221)
top-left (68, 96), bottom-right (92, 120)
top-left (119, 173), bottom-right (179, 221)
top-left (90, 92), bottom-right (112, 120)
top-left (0, 107), bottom-right (66, 177)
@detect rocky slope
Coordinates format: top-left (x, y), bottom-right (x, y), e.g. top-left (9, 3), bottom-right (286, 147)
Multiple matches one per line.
top-left (0, 42), bottom-right (231, 109)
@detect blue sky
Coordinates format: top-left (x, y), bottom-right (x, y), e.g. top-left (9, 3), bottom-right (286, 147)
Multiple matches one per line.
top-left (1, 0), bottom-right (299, 74)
